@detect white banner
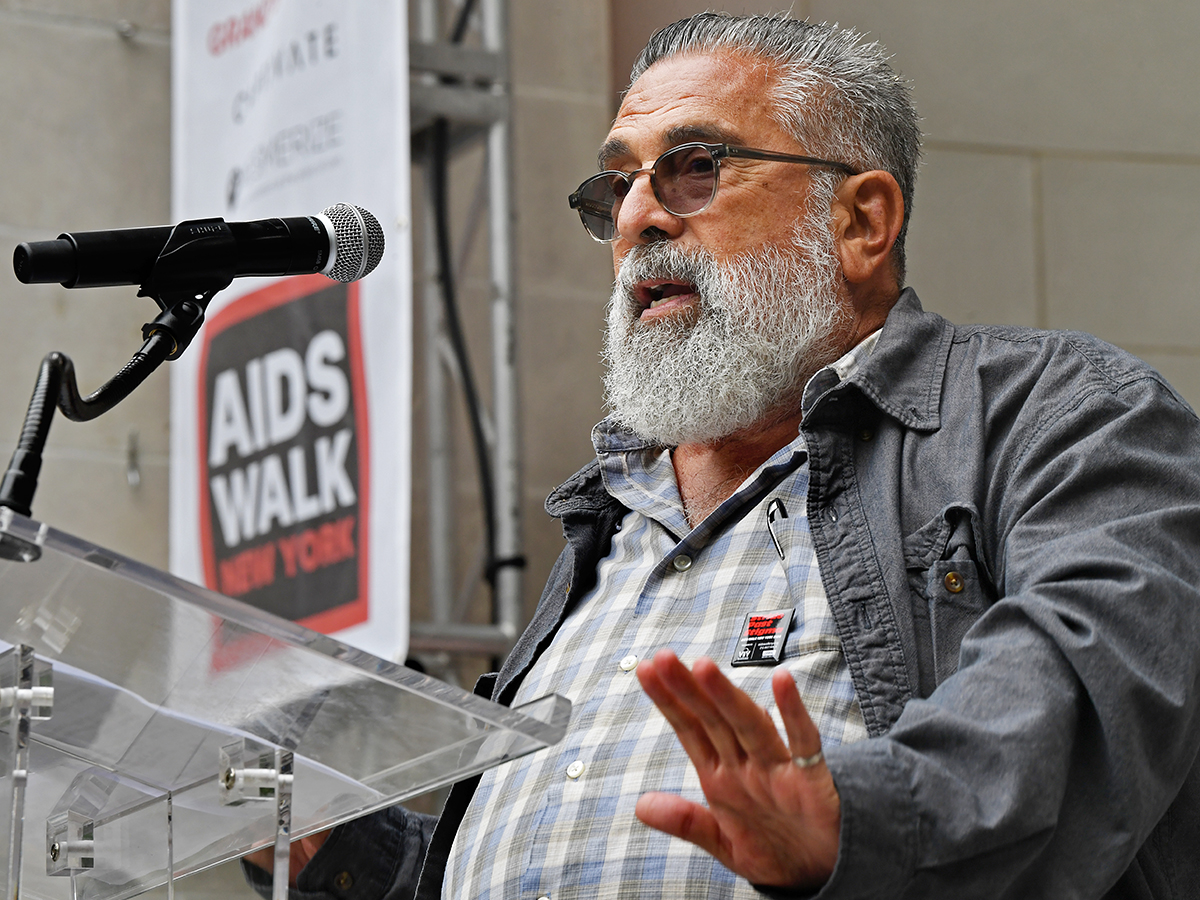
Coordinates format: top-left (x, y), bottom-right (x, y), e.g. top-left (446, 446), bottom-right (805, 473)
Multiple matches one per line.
top-left (169, 0), bottom-right (411, 661)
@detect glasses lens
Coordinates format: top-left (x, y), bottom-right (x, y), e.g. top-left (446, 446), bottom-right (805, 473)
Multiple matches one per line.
top-left (574, 173), bottom-right (628, 241)
top-left (656, 145), bottom-right (718, 216)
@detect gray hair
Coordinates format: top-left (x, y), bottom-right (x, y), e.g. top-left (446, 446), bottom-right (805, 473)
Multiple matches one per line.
top-left (630, 13), bottom-right (921, 283)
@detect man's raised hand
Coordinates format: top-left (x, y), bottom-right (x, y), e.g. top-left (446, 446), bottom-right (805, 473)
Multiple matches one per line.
top-left (635, 649), bottom-right (842, 891)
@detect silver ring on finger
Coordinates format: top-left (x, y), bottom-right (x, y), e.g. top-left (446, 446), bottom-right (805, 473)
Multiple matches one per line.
top-left (792, 751), bottom-right (824, 769)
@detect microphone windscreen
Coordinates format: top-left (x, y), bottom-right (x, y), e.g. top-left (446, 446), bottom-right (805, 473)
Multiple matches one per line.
top-left (323, 203), bottom-right (385, 283)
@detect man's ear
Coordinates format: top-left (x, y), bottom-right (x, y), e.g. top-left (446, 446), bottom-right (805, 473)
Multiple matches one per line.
top-left (829, 170), bottom-right (905, 285)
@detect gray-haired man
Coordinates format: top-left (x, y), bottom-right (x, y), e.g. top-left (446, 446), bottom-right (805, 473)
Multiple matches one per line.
top-left (249, 13), bottom-right (1200, 898)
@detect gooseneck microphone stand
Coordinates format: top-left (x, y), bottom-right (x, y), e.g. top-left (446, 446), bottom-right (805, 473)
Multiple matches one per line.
top-left (0, 219), bottom-right (239, 525)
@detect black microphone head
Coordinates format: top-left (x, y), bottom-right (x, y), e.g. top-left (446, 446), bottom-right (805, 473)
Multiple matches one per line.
top-left (322, 203), bottom-right (385, 283)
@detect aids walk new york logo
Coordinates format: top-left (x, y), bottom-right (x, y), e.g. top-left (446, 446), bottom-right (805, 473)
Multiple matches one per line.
top-left (197, 273), bottom-right (370, 635)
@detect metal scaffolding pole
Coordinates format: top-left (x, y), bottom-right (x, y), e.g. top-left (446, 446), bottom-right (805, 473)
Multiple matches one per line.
top-left (481, 0), bottom-right (523, 653)
top-left (408, 0), bottom-right (522, 665)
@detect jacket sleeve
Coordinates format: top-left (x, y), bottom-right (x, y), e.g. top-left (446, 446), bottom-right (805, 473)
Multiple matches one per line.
top-left (813, 368), bottom-right (1200, 897)
top-left (242, 805), bottom-right (438, 900)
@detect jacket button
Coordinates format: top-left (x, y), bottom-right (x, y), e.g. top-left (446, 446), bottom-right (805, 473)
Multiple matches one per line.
top-left (857, 428), bottom-right (874, 442)
top-left (334, 871), bottom-right (354, 891)
top-left (944, 571), bottom-right (965, 593)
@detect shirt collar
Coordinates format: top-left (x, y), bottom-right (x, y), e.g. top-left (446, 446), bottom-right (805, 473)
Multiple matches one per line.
top-left (800, 327), bottom-right (882, 417)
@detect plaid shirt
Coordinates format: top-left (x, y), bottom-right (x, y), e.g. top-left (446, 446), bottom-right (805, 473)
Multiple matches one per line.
top-left (445, 336), bottom-right (878, 899)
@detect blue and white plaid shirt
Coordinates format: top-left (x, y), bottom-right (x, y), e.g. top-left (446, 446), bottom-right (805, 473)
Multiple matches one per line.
top-left (445, 335), bottom-right (879, 899)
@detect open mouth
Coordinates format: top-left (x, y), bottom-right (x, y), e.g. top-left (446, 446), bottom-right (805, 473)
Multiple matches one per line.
top-left (634, 279), bottom-right (699, 312)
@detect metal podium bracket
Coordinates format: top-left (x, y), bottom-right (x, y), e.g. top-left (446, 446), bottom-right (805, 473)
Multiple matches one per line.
top-left (218, 740), bottom-right (295, 900)
top-left (218, 740), bottom-right (293, 806)
top-left (45, 813), bottom-right (94, 875)
top-left (0, 685), bottom-right (54, 718)
top-left (44, 769), bottom-right (118, 881)
top-left (2, 645), bottom-right (53, 899)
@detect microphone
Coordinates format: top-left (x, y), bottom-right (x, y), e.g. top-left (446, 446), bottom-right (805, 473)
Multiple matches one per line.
top-left (12, 202), bottom-right (385, 289)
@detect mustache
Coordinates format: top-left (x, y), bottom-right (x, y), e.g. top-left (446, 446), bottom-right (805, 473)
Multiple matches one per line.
top-left (614, 243), bottom-right (721, 312)
top-left (618, 242), bottom-right (712, 281)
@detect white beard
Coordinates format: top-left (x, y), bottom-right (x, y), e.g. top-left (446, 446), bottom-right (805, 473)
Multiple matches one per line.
top-left (602, 219), bottom-right (848, 446)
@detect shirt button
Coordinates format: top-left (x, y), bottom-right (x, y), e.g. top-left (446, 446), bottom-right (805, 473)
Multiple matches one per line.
top-left (566, 760), bottom-right (585, 779)
top-left (672, 554), bottom-right (693, 572)
top-left (944, 571), bottom-right (965, 593)
top-left (619, 654), bottom-right (639, 671)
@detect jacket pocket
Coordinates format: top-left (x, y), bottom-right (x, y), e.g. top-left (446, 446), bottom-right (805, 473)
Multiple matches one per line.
top-left (904, 503), bottom-right (994, 693)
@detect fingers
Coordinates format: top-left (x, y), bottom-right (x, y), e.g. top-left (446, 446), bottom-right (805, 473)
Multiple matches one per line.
top-left (637, 650), bottom-right (793, 767)
top-left (637, 650), bottom-right (725, 766)
top-left (243, 847), bottom-right (274, 873)
top-left (635, 652), bottom-right (842, 887)
top-left (772, 667), bottom-right (824, 765)
top-left (297, 829), bottom-right (333, 863)
top-left (635, 792), bottom-right (725, 859)
top-left (241, 844), bottom-right (307, 887)
top-left (692, 657), bottom-right (792, 761)
top-left (242, 828), bottom-right (333, 886)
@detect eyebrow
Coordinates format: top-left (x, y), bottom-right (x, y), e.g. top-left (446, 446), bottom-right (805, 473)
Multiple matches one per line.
top-left (664, 123), bottom-right (741, 146)
top-left (597, 138), bottom-right (631, 170)
top-left (596, 123), bottom-right (743, 170)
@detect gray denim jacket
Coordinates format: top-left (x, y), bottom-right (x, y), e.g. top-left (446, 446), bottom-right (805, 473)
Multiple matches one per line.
top-left (262, 290), bottom-right (1200, 900)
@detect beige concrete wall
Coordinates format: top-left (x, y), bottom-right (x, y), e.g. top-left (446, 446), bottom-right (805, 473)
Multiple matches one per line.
top-left (812, 1), bottom-right (1200, 406)
top-left (0, 1), bottom-right (172, 565)
top-left (609, 1), bottom-right (1200, 408)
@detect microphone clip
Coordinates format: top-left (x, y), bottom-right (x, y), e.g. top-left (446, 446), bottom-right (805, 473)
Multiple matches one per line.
top-left (136, 217), bottom-right (236, 311)
top-left (132, 218), bottom-right (239, 361)
top-left (141, 297), bottom-right (210, 361)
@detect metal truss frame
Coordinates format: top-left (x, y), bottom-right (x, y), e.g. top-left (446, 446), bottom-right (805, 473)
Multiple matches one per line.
top-left (407, 0), bottom-right (522, 672)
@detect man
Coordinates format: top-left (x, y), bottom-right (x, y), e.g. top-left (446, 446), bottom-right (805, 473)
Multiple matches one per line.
top-left (249, 12), bottom-right (1200, 898)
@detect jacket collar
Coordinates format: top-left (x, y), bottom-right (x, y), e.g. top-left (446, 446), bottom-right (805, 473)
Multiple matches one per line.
top-left (840, 287), bottom-right (952, 433)
top-left (544, 457), bottom-right (612, 518)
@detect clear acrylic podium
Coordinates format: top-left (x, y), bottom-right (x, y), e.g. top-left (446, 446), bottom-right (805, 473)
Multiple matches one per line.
top-left (0, 508), bottom-right (569, 900)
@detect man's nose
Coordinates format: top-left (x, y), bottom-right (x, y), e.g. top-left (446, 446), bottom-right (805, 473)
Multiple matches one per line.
top-left (615, 170), bottom-right (683, 244)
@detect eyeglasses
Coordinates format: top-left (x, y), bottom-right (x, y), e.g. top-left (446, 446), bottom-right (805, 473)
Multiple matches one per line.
top-left (568, 142), bottom-right (858, 242)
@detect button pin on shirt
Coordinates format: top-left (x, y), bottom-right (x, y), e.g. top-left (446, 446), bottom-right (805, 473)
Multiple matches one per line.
top-left (766, 498), bottom-right (788, 560)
